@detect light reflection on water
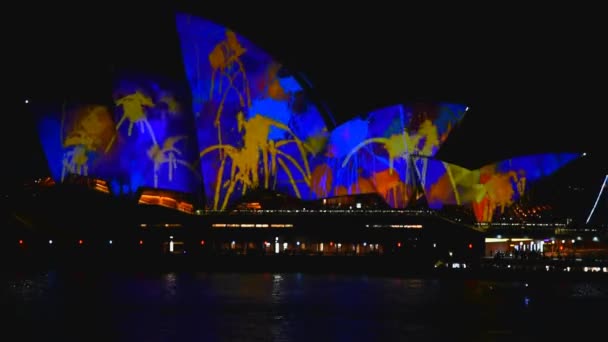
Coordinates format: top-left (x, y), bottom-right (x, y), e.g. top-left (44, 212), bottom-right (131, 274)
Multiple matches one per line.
top-left (1, 271), bottom-right (607, 341)
top-left (162, 272), bottom-right (178, 300)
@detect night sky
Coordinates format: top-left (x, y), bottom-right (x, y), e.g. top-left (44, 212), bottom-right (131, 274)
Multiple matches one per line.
top-left (5, 4), bottom-right (607, 193)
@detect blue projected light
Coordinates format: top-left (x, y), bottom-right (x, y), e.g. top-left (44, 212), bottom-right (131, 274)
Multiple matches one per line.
top-left (176, 13), bottom-right (329, 210)
top-left (495, 153), bottom-right (580, 182)
top-left (415, 158), bottom-right (481, 209)
top-left (317, 103), bottom-right (467, 207)
top-left (415, 153), bottom-right (582, 214)
top-left (32, 12), bottom-right (583, 220)
top-left (34, 74), bottom-right (201, 195)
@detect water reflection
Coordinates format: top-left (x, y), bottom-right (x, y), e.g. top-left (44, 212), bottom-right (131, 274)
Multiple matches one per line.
top-left (270, 273), bottom-right (291, 342)
top-left (162, 272), bottom-right (178, 300)
top-left (271, 273), bottom-right (283, 302)
top-left (2, 272), bottom-right (607, 341)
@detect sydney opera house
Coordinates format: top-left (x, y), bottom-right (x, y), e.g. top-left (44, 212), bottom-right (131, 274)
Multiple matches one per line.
top-left (13, 12), bottom-right (597, 267)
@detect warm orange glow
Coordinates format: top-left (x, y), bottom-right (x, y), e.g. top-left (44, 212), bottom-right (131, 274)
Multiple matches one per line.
top-left (160, 197), bottom-right (177, 207)
top-left (93, 179), bottom-right (110, 194)
top-left (177, 201), bottom-right (194, 214)
top-left (39, 177), bottom-right (56, 187)
top-left (427, 173), bottom-right (456, 204)
top-left (78, 239), bottom-right (83, 245)
top-left (349, 177), bottom-right (375, 195)
top-left (249, 202), bottom-right (262, 210)
top-left (397, 242), bottom-right (402, 248)
top-left (139, 193), bottom-right (194, 214)
top-left (311, 163), bottom-right (333, 198)
top-left (140, 194), bottom-right (162, 204)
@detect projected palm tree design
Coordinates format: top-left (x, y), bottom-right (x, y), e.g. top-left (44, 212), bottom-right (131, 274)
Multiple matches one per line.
top-left (340, 120), bottom-right (441, 207)
top-left (60, 104), bottom-right (114, 181)
top-left (415, 120), bottom-right (440, 187)
top-left (61, 130), bottom-right (96, 181)
top-left (200, 111), bottom-right (312, 210)
top-left (106, 90), bottom-right (157, 152)
top-left (147, 136), bottom-right (196, 188)
top-left (342, 120), bottom-right (440, 177)
top-left (208, 30), bottom-right (251, 157)
top-left (158, 93), bottom-right (181, 117)
top-left (342, 129), bottom-right (421, 174)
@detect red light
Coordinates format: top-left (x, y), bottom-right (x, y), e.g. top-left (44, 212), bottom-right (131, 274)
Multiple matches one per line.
top-left (139, 240), bottom-right (144, 245)
top-left (468, 243), bottom-right (473, 249)
top-left (264, 241), bottom-right (268, 245)
top-left (78, 239), bottom-right (83, 245)
top-left (559, 245), bottom-right (564, 251)
top-left (330, 241), bottom-right (334, 246)
top-left (18, 239), bottom-right (23, 245)
top-left (397, 242), bottom-right (402, 248)
top-left (200, 240), bottom-right (205, 245)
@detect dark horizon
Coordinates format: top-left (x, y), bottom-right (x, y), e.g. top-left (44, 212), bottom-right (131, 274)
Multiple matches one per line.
top-left (5, 5), bottom-right (607, 189)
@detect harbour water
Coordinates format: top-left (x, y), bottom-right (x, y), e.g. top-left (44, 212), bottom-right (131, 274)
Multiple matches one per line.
top-left (2, 271), bottom-right (607, 341)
